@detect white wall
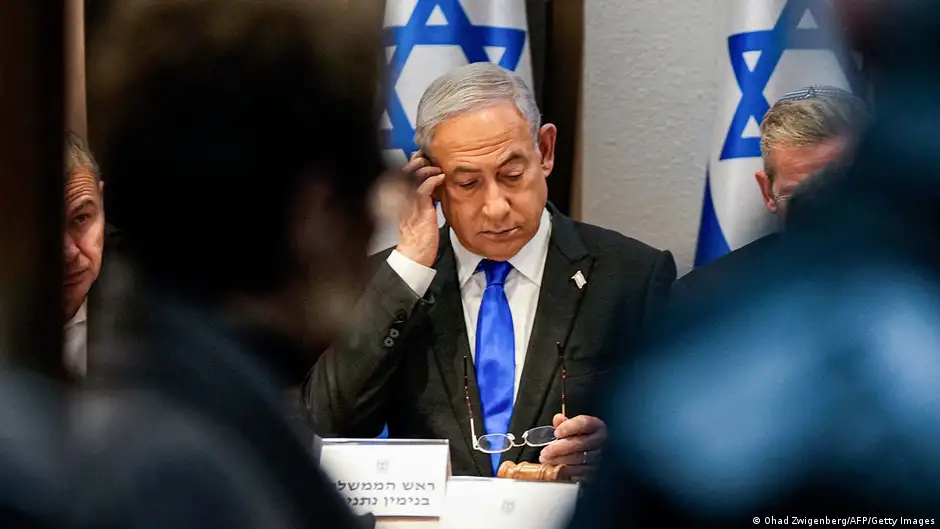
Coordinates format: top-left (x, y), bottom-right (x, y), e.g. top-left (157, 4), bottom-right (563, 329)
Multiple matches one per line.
top-left (580, 0), bottom-right (720, 274)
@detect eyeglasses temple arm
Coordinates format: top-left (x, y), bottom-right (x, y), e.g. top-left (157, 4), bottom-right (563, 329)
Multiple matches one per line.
top-left (463, 356), bottom-right (480, 449)
top-left (556, 341), bottom-right (567, 419)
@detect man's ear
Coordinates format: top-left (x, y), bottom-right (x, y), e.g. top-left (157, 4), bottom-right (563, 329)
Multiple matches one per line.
top-left (755, 170), bottom-right (778, 214)
top-left (538, 124), bottom-right (557, 176)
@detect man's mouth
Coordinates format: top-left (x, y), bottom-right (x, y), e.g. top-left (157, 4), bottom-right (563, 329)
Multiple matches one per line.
top-left (481, 227), bottom-right (520, 238)
top-left (63, 271), bottom-right (85, 285)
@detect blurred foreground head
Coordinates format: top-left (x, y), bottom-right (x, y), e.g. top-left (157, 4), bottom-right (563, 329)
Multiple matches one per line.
top-left (88, 0), bottom-right (384, 349)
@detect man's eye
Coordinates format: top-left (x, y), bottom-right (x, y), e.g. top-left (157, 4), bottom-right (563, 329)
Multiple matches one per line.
top-left (73, 214), bottom-right (89, 225)
top-left (502, 173), bottom-right (522, 181)
top-left (458, 180), bottom-right (477, 189)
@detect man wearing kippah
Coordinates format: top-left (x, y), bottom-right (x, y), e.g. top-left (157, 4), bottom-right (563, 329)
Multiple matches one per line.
top-left (672, 86), bottom-right (870, 298)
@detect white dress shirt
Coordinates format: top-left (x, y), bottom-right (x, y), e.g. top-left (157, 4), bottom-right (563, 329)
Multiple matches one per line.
top-left (386, 208), bottom-right (552, 401)
top-left (64, 300), bottom-right (88, 378)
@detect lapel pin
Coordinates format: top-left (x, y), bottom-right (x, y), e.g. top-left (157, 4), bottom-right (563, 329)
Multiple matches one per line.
top-left (571, 270), bottom-right (587, 290)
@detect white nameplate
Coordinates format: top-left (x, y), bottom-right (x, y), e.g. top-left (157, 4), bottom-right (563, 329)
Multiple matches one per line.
top-left (319, 439), bottom-right (450, 518)
top-left (439, 477), bottom-right (580, 529)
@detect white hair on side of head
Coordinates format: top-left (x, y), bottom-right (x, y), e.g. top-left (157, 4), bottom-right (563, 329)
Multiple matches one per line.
top-left (414, 62), bottom-right (541, 154)
top-left (759, 86), bottom-right (871, 176)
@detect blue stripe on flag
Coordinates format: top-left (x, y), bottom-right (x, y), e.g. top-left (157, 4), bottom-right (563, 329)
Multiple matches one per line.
top-left (377, 424), bottom-right (389, 439)
top-left (694, 168), bottom-right (730, 268)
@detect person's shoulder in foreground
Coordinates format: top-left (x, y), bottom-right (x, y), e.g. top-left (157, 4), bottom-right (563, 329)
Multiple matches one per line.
top-left (0, 369), bottom-right (64, 528)
top-left (74, 0), bottom-right (385, 527)
top-left (66, 389), bottom-right (358, 529)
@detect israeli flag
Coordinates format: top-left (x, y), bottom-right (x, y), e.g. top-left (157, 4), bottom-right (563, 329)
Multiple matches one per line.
top-left (370, 0), bottom-right (534, 254)
top-left (694, 0), bottom-right (865, 267)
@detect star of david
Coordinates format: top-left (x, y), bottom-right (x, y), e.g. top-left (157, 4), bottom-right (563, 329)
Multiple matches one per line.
top-left (720, 0), bottom-right (867, 160)
top-left (383, 0), bottom-right (527, 157)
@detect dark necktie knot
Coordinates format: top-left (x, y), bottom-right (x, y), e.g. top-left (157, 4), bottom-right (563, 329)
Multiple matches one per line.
top-left (480, 259), bottom-right (513, 287)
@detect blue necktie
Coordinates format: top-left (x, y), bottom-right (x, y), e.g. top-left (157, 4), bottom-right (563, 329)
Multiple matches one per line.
top-left (475, 259), bottom-right (515, 474)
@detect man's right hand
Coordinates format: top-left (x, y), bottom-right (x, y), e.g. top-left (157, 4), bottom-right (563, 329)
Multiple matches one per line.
top-left (396, 151), bottom-right (445, 268)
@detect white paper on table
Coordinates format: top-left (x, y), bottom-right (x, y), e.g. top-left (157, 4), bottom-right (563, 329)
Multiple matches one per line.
top-left (438, 476), bottom-right (580, 529)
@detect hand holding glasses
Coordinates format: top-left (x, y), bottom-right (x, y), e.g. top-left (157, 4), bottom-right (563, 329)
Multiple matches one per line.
top-left (462, 342), bottom-right (567, 455)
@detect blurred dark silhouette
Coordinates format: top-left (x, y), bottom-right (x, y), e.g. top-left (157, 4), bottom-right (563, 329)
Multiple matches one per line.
top-left (0, 0), bottom-right (66, 527)
top-left (570, 0), bottom-right (940, 526)
top-left (66, 1), bottom-right (385, 528)
top-left (0, 0), bottom-right (66, 376)
top-left (0, 372), bottom-right (64, 529)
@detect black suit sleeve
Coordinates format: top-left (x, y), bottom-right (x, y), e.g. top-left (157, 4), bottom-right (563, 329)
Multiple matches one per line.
top-left (303, 259), bottom-right (430, 437)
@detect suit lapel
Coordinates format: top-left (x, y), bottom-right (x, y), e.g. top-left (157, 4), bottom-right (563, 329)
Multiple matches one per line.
top-left (501, 209), bottom-right (594, 466)
top-left (427, 229), bottom-right (492, 477)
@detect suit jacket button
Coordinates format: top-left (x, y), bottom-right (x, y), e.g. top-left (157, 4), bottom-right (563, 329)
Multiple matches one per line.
top-left (389, 328), bottom-right (400, 338)
top-left (383, 337), bottom-right (395, 348)
top-left (396, 310), bottom-right (407, 320)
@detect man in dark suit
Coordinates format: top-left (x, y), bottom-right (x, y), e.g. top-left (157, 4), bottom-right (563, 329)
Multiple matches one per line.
top-left (305, 62), bottom-right (676, 479)
top-left (62, 130), bottom-right (122, 380)
top-left (65, 1), bottom-right (385, 527)
top-left (672, 86), bottom-right (870, 303)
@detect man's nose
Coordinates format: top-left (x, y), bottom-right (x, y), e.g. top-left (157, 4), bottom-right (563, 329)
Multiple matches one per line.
top-left (481, 182), bottom-right (511, 220)
top-left (63, 234), bottom-right (80, 262)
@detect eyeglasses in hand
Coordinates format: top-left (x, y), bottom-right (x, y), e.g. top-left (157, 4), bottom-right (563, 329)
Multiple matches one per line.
top-left (463, 342), bottom-right (567, 454)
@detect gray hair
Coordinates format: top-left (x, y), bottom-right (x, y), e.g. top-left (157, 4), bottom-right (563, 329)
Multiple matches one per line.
top-left (65, 130), bottom-right (101, 181)
top-left (414, 62), bottom-right (541, 154)
top-left (760, 86), bottom-right (870, 179)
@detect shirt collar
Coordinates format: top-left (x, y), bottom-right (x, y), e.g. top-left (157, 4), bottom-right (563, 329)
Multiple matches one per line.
top-left (450, 208), bottom-right (553, 287)
top-left (66, 300), bottom-right (88, 328)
